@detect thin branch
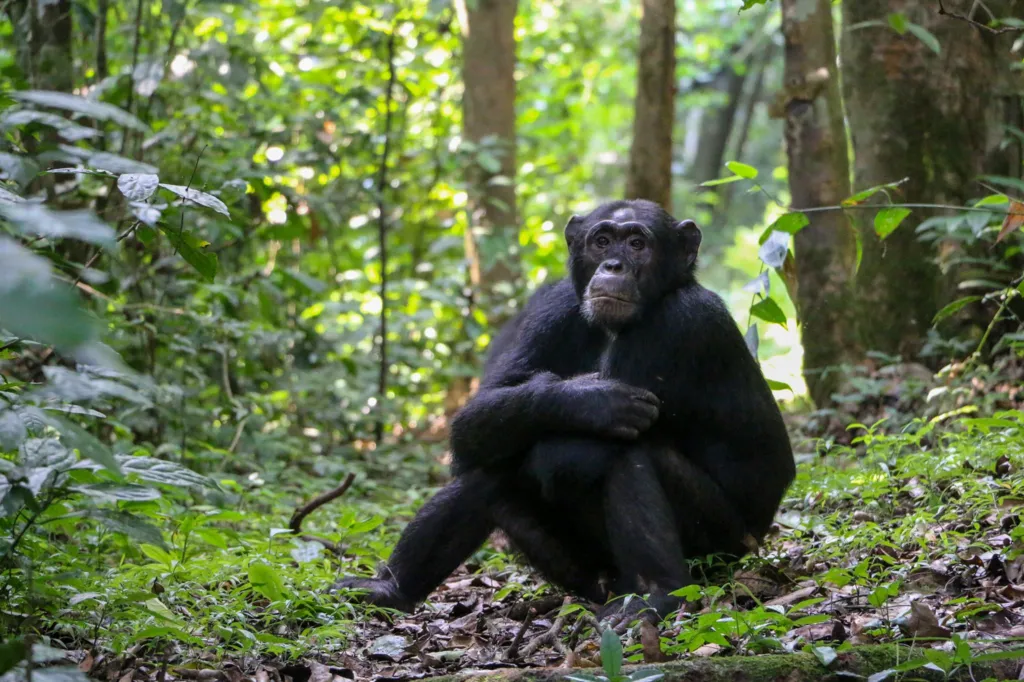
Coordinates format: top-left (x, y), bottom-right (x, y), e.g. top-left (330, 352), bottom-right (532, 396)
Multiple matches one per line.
top-left (937, 0), bottom-right (1024, 33)
top-left (71, 221), bottom-right (141, 289)
top-left (374, 29), bottom-right (398, 444)
top-left (791, 201), bottom-right (1024, 216)
top-left (505, 607), bottom-right (537, 661)
top-left (289, 472), bottom-right (357, 534)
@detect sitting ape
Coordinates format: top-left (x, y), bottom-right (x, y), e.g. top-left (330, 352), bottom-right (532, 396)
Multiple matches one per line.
top-left (335, 199), bottom-right (795, 621)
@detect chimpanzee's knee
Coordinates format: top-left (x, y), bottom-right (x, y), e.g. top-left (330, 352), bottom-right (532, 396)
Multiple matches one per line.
top-left (524, 438), bottom-right (621, 502)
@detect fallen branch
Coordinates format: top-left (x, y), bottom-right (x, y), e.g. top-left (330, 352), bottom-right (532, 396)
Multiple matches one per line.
top-left (288, 473), bottom-right (356, 554)
top-left (520, 597), bottom-right (572, 658)
top-left (504, 607), bottom-right (536, 661)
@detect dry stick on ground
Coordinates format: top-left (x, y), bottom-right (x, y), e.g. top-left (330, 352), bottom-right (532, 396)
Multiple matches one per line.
top-left (937, 0), bottom-right (1024, 33)
top-left (504, 607), bottom-right (537, 660)
top-left (288, 473), bottom-right (357, 554)
top-left (520, 597), bottom-right (573, 658)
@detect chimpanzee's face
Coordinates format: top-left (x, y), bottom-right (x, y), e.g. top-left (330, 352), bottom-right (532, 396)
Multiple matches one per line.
top-left (565, 201), bottom-right (701, 331)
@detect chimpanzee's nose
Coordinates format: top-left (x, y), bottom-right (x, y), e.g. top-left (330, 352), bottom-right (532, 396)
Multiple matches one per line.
top-left (599, 259), bottom-right (623, 273)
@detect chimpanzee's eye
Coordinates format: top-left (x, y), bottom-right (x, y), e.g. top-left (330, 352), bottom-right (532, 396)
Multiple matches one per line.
top-left (595, 235), bottom-right (610, 248)
top-left (629, 237), bottom-right (646, 250)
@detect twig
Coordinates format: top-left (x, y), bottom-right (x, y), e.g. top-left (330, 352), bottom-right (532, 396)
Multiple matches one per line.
top-left (374, 29), bottom-right (398, 445)
top-left (71, 222), bottom-right (141, 289)
top-left (226, 416), bottom-right (248, 454)
top-left (520, 596), bottom-right (572, 657)
top-left (505, 607), bottom-right (537, 660)
top-left (937, 0), bottom-right (1024, 33)
top-left (289, 473), bottom-right (357, 534)
top-left (175, 144), bottom-right (208, 253)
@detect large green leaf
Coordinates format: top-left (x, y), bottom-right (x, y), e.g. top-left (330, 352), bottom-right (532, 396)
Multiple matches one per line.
top-left (750, 297), bottom-right (788, 328)
top-left (10, 90), bottom-right (149, 132)
top-left (116, 455), bottom-right (213, 488)
top-left (157, 224), bottom-right (219, 281)
top-left (0, 238), bottom-right (98, 351)
top-left (248, 563), bottom-right (287, 601)
top-left (0, 203), bottom-right (116, 247)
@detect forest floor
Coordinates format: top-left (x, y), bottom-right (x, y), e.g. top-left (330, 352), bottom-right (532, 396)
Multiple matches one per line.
top-left (12, 364), bottom-right (1024, 682)
top-left (33, 407), bottom-right (1024, 682)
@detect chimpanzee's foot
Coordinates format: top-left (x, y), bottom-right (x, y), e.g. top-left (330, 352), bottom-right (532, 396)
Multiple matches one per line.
top-left (596, 594), bottom-right (660, 627)
top-left (330, 576), bottom-right (416, 612)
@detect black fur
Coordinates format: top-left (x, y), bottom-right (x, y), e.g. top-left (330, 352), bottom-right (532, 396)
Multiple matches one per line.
top-left (334, 199), bottom-right (795, 622)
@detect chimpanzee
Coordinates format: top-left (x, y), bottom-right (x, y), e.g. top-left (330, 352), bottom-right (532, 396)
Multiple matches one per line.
top-left (334, 199), bottom-right (795, 622)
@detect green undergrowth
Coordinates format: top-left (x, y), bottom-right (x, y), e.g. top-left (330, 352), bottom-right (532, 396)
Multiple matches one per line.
top-left (3, 409), bottom-right (1024, 669)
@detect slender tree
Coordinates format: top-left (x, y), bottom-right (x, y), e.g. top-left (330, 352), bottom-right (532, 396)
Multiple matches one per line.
top-left (780, 0), bottom-right (858, 405)
top-left (626, 0), bottom-right (676, 210)
top-left (455, 0), bottom-right (520, 321)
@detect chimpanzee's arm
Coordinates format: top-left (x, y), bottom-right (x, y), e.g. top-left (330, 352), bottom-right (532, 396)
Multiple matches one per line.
top-left (449, 281), bottom-right (659, 473)
top-left (605, 284), bottom-right (795, 536)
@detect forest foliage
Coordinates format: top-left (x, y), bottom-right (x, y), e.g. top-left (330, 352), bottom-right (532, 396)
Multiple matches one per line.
top-left (3, 0), bottom-right (1024, 680)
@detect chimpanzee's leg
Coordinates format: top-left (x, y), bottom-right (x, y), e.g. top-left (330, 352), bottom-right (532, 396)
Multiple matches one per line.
top-left (511, 438), bottom-right (641, 604)
top-left (332, 471), bottom-right (497, 611)
top-left (492, 484), bottom-right (614, 604)
top-left (600, 445), bottom-right (691, 622)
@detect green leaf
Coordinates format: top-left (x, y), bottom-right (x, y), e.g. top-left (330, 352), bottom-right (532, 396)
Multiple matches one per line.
top-left (248, 563), bottom-right (287, 601)
top-left (116, 455), bottom-right (213, 488)
top-left (0, 203), bottom-right (116, 247)
top-left (0, 639), bottom-right (26, 675)
top-left (73, 483), bottom-right (162, 503)
top-left (0, 239), bottom-right (98, 351)
top-left (726, 161), bottom-right (758, 179)
top-left (887, 12), bottom-right (908, 34)
top-left (157, 224), bottom-right (218, 281)
top-left (767, 379), bottom-right (793, 392)
top-left (874, 207), bottom-right (912, 238)
top-left (87, 152), bottom-right (158, 175)
top-left (772, 212), bottom-right (809, 234)
top-left (907, 23), bottom-right (941, 54)
top-left (699, 174), bottom-right (743, 187)
top-left (10, 91), bottom-right (149, 132)
top-left (118, 173), bottom-right (160, 201)
top-left (811, 646), bottom-right (837, 667)
top-left (933, 295), bottom-right (981, 324)
top-left (600, 628), bottom-right (623, 681)
top-left (50, 415), bottom-right (121, 474)
top-left (750, 298), bottom-right (788, 329)
top-left (159, 184), bottom-right (230, 217)
top-left (87, 509), bottom-right (166, 547)
top-left (144, 597), bottom-right (182, 623)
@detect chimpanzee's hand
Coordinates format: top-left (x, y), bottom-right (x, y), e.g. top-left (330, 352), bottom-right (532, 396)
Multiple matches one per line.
top-left (556, 372), bottom-right (660, 440)
top-left (331, 576), bottom-right (415, 612)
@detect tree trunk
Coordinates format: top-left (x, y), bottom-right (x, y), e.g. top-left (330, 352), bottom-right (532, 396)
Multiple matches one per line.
top-left (718, 43), bottom-right (772, 225)
top-left (687, 59), bottom-right (749, 188)
top-left (626, 0), bottom-right (676, 211)
top-left (842, 0), bottom-right (1019, 360)
top-left (6, 0), bottom-right (73, 92)
top-left (781, 0), bottom-right (858, 406)
top-left (455, 0), bottom-right (520, 319)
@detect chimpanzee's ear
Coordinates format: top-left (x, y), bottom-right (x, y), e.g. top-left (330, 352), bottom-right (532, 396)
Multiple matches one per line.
top-left (675, 219), bottom-right (701, 265)
top-left (564, 214), bottom-right (583, 247)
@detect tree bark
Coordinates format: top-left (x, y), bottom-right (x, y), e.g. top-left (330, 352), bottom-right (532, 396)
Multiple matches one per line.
top-left (842, 0), bottom-right (1019, 360)
top-left (6, 0), bottom-right (73, 92)
top-left (781, 0), bottom-right (858, 406)
top-left (626, 0), bottom-right (676, 211)
top-left (455, 0), bottom-right (520, 316)
top-left (718, 43), bottom-right (772, 225)
top-left (687, 58), bottom-right (749, 188)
